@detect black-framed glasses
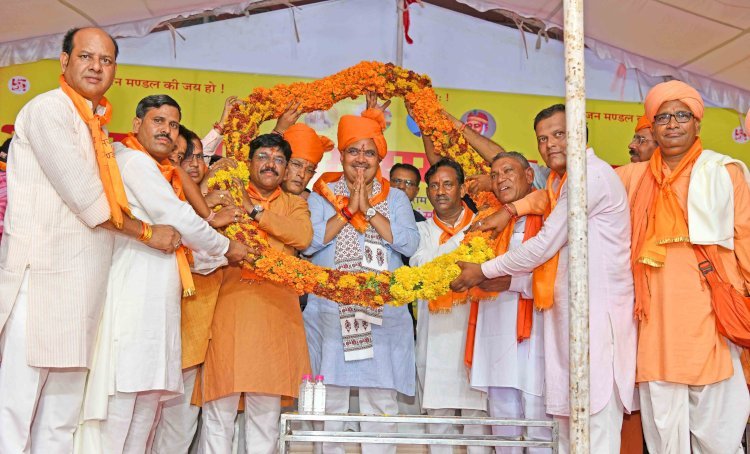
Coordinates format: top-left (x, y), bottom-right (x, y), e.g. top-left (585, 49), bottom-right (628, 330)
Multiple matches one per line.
top-left (629, 135), bottom-right (654, 146)
top-left (391, 178), bottom-right (418, 188)
top-left (653, 111), bottom-right (694, 125)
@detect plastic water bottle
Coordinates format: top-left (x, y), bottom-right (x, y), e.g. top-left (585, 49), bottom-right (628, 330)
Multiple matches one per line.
top-left (298, 374), bottom-right (314, 414)
top-left (313, 375), bottom-right (326, 415)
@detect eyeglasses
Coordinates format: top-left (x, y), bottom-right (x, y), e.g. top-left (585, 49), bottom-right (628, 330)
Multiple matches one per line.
top-left (391, 178), bottom-right (418, 188)
top-left (346, 148), bottom-right (378, 159)
top-left (629, 135), bottom-right (654, 146)
top-left (289, 159), bottom-right (316, 177)
top-left (653, 111), bottom-right (694, 126)
top-left (254, 152), bottom-right (287, 166)
top-left (184, 153), bottom-right (205, 163)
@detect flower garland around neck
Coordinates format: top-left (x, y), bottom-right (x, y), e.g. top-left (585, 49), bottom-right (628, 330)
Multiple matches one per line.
top-left (207, 165), bottom-right (498, 307)
top-left (223, 61), bottom-right (488, 176)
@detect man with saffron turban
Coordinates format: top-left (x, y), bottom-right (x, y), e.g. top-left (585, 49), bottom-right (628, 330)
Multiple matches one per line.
top-left (76, 95), bottom-right (248, 453)
top-left (282, 123), bottom-right (333, 195)
top-left (303, 93), bottom-right (419, 454)
top-left (628, 116), bottom-right (657, 163)
top-left (617, 80), bottom-right (750, 454)
top-left (451, 104), bottom-right (638, 453)
top-left (0, 28), bottom-right (182, 453)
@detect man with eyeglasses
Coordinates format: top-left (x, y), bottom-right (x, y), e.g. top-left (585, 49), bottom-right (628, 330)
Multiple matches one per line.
top-left (151, 124), bottom-right (242, 453)
top-left (195, 133), bottom-right (313, 454)
top-left (627, 116), bottom-right (657, 163)
top-left (281, 124), bottom-right (333, 196)
top-left (303, 93), bottom-right (419, 454)
top-left (617, 80), bottom-right (750, 454)
top-left (390, 163), bottom-right (423, 207)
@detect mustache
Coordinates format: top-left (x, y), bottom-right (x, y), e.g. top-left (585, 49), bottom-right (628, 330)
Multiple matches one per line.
top-left (260, 167), bottom-right (279, 176)
top-left (156, 133), bottom-right (172, 143)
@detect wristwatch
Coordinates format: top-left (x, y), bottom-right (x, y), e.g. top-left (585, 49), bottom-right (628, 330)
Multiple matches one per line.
top-left (365, 207), bottom-right (377, 221)
top-left (249, 204), bottom-right (264, 220)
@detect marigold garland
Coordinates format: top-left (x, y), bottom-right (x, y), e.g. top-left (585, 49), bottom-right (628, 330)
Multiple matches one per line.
top-left (207, 168), bottom-right (499, 307)
top-left (223, 61), bottom-right (488, 175)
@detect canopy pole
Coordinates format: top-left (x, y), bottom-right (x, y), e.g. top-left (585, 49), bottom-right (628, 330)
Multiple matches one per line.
top-left (395, 0), bottom-right (405, 66)
top-left (562, 0), bottom-right (589, 452)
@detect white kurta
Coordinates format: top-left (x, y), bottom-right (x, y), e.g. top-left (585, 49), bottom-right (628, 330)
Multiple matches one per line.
top-left (470, 217), bottom-right (544, 397)
top-left (410, 214), bottom-right (487, 411)
top-left (82, 144), bottom-right (229, 421)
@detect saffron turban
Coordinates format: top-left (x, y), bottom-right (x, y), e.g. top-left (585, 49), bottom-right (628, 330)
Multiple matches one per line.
top-left (644, 80), bottom-right (704, 122)
top-left (337, 108), bottom-right (388, 159)
top-left (284, 124), bottom-right (334, 165)
top-left (635, 115), bottom-right (652, 132)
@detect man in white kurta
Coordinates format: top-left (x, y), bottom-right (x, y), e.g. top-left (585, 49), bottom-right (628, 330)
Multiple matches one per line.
top-left (469, 153), bottom-right (549, 454)
top-left (410, 158), bottom-right (490, 454)
top-left (0, 28), bottom-right (181, 454)
top-left (76, 95), bottom-right (247, 454)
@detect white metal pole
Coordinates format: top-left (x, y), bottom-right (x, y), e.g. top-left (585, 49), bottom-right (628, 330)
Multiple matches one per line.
top-left (562, 0), bottom-right (589, 452)
top-left (395, 0), bottom-right (405, 66)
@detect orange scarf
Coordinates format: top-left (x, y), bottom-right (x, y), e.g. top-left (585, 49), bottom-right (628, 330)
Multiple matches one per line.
top-left (428, 203), bottom-right (474, 313)
top-left (0, 162), bottom-right (5, 172)
top-left (630, 138), bottom-right (704, 319)
top-left (464, 205), bottom-right (547, 369)
top-left (312, 171), bottom-right (390, 233)
top-left (527, 171), bottom-right (567, 312)
top-left (121, 134), bottom-right (195, 297)
top-left (59, 75), bottom-right (131, 228)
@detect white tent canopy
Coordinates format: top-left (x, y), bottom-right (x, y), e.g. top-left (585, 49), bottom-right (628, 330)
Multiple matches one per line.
top-left (457, 0), bottom-right (750, 113)
top-left (1, 0), bottom-right (749, 113)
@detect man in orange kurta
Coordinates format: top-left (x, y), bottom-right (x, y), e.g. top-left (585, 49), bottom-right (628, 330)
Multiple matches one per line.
top-left (197, 133), bottom-right (313, 454)
top-left (617, 80), bottom-right (750, 453)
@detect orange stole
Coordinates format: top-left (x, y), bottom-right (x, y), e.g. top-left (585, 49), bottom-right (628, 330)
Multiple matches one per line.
top-left (59, 75), bottom-right (131, 228)
top-left (121, 134), bottom-right (196, 296)
top-left (312, 171), bottom-right (389, 233)
top-left (428, 203), bottom-right (474, 313)
top-left (629, 139), bottom-right (703, 320)
top-left (464, 212), bottom-right (545, 369)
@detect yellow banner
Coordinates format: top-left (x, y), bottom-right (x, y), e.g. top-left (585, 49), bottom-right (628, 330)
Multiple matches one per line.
top-left (2, 60), bottom-right (748, 214)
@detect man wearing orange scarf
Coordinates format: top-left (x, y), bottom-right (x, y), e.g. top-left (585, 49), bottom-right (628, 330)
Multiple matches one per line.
top-left (76, 95), bottom-right (247, 453)
top-left (0, 28), bottom-right (184, 453)
top-left (410, 158), bottom-right (491, 453)
top-left (452, 104), bottom-right (638, 454)
top-left (617, 81), bottom-right (750, 454)
top-left (281, 123), bottom-right (333, 195)
top-left (197, 133), bottom-right (313, 454)
top-left (466, 152), bottom-right (551, 453)
top-left (303, 93), bottom-right (419, 454)
top-left (627, 116), bottom-right (657, 163)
